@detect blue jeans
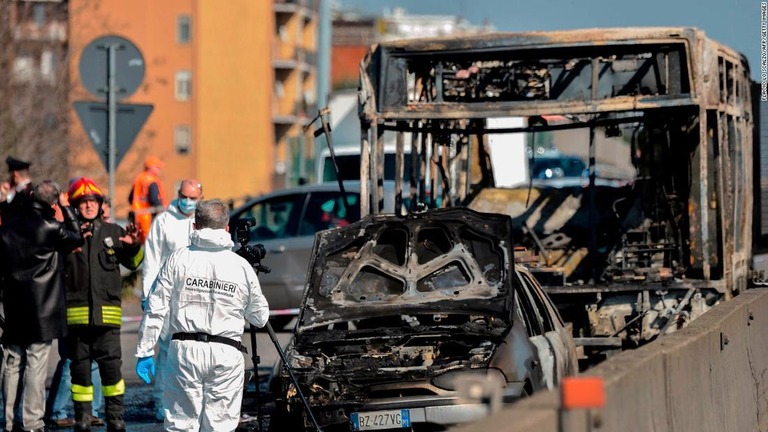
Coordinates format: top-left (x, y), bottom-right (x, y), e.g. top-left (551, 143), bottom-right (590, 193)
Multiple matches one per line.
top-left (45, 342), bottom-right (102, 420)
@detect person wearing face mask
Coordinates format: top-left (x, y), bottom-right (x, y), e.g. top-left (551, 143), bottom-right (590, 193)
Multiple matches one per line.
top-left (64, 177), bottom-right (143, 431)
top-left (140, 179), bottom-right (202, 421)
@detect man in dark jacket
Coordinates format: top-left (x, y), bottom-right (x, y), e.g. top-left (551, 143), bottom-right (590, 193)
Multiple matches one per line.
top-left (0, 180), bottom-right (83, 432)
top-left (0, 156), bottom-right (34, 224)
top-left (65, 177), bottom-right (143, 432)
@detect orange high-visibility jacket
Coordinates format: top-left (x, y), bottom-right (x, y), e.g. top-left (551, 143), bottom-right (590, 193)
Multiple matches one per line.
top-left (130, 171), bottom-right (167, 242)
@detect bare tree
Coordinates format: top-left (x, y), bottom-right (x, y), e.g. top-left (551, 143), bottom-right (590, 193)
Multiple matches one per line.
top-left (0, 1), bottom-right (71, 186)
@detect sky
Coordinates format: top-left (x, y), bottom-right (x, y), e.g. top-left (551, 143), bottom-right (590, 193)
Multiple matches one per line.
top-left (337, 0), bottom-right (762, 80)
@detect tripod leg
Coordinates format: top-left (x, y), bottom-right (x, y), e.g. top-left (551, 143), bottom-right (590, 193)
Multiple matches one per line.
top-left (249, 323), bottom-right (263, 432)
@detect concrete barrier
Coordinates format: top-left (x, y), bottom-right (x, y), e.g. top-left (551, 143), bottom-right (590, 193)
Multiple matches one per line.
top-left (450, 289), bottom-right (768, 432)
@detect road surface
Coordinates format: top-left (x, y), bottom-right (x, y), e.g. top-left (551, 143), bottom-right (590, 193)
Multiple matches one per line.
top-left (1, 297), bottom-right (293, 431)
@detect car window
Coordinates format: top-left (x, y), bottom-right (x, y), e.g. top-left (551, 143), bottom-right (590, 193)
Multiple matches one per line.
top-left (236, 193), bottom-right (305, 241)
top-left (531, 156), bottom-right (586, 179)
top-left (299, 192), bottom-right (360, 236)
top-left (514, 291), bottom-right (535, 334)
top-left (322, 153), bottom-right (411, 183)
top-left (520, 272), bottom-right (557, 332)
top-left (526, 273), bottom-right (565, 328)
top-left (513, 273), bottom-right (544, 336)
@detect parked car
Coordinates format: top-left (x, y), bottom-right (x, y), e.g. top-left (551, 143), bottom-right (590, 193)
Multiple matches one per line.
top-left (531, 152), bottom-right (587, 180)
top-left (269, 207), bottom-right (578, 431)
top-left (317, 145), bottom-right (411, 184)
top-left (229, 182), bottom-right (399, 314)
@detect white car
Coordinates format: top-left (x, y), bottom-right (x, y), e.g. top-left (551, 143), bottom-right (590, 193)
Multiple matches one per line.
top-left (269, 207), bottom-right (578, 431)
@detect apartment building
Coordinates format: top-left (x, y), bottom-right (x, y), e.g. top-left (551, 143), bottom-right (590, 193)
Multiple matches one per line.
top-left (273, 0), bottom-right (318, 186)
top-left (63, 0), bottom-right (316, 215)
top-left (7, 2), bottom-right (502, 216)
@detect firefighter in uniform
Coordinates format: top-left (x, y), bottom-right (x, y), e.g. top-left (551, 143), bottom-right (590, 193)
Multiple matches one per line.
top-left (65, 177), bottom-right (144, 431)
top-left (129, 155), bottom-right (167, 243)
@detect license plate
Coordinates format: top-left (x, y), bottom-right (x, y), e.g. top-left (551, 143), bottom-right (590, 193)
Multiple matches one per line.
top-left (351, 409), bottom-right (411, 431)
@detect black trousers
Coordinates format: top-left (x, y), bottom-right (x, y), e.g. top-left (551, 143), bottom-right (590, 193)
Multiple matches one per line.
top-left (66, 326), bottom-right (123, 392)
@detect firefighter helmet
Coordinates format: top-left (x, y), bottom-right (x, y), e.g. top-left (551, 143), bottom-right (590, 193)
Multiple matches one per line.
top-left (68, 177), bottom-right (105, 204)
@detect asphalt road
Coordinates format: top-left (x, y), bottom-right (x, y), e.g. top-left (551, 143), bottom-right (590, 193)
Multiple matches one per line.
top-left (1, 297), bottom-right (293, 431)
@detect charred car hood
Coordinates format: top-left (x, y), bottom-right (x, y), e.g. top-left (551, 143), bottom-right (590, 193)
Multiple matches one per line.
top-left (297, 207), bottom-right (516, 330)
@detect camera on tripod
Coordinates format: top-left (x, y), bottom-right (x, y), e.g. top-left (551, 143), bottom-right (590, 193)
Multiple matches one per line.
top-left (234, 217), bottom-right (271, 274)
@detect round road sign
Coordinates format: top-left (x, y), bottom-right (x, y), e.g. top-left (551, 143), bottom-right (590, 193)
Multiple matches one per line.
top-left (79, 35), bottom-right (145, 101)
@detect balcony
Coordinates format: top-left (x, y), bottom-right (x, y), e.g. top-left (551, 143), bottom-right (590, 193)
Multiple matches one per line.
top-left (13, 21), bottom-right (67, 43)
top-left (274, 0), bottom-right (317, 17)
top-left (273, 46), bottom-right (318, 71)
top-left (272, 101), bottom-right (315, 127)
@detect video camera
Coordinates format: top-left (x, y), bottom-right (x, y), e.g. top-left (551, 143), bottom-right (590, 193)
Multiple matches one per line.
top-left (234, 217), bottom-right (271, 274)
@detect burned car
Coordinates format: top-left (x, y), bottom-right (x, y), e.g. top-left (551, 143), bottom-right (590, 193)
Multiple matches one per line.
top-left (270, 207), bottom-right (577, 431)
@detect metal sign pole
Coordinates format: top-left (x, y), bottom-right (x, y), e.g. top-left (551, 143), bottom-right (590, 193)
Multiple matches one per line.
top-left (77, 36), bottom-right (151, 184)
top-left (107, 44), bottom-right (117, 202)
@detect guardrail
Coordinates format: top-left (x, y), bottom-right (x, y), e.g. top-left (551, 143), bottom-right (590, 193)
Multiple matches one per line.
top-left (450, 288), bottom-right (768, 432)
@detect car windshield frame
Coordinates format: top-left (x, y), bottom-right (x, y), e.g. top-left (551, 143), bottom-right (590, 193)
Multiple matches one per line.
top-left (296, 207), bottom-right (519, 331)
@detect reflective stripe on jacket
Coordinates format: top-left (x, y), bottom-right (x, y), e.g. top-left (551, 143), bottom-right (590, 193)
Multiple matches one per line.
top-left (65, 219), bottom-right (144, 328)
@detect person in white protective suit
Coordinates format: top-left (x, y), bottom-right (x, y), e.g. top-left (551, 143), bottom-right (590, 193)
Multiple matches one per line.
top-left (140, 179), bottom-right (203, 421)
top-left (134, 199), bottom-right (270, 432)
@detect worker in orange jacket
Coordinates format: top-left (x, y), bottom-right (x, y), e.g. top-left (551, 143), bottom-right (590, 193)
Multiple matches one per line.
top-left (129, 156), bottom-right (167, 243)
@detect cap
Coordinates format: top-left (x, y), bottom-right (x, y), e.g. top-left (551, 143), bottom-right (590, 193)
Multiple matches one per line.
top-left (145, 155), bottom-right (164, 169)
top-left (6, 156), bottom-right (30, 172)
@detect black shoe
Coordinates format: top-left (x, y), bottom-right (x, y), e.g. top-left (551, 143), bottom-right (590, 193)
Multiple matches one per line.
top-left (73, 420), bottom-right (91, 432)
top-left (105, 419), bottom-right (125, 432)
top-left (73, 401), bottom-right (93, 431)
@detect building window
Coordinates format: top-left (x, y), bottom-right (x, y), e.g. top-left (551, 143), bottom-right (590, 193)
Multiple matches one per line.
top-left (33, 4), bottom-right (46, 27)
top-left (175, 70), bottom-right (192, 101)
top-left (177, 15), bottom-right (191, 44)
top-left (175, 125), bottom-right (191, 155)
top-left (40, 50), bottom-right (56, 83)
top-left (12, 56), bottom-right (34, 83)
top-left (275, 80), bottom-right (284, 98)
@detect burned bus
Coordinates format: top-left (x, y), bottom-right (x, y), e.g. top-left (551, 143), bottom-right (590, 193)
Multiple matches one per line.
top-left (356, 28), bottom-right (753, 354)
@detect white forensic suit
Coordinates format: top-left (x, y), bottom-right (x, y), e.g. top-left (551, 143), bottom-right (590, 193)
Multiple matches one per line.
top-left (141, 199), bottom-right (196, 420)
top-left (142, 200), bottom-right (196, 300)
top-left (136, 228), bottom-right (270, 432)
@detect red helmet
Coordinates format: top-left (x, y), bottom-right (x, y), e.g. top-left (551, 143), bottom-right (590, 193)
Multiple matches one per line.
top-left (68, 177), bottom-right (105, 204)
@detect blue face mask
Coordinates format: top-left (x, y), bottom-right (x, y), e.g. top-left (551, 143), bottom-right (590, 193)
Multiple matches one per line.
top-left (178, 198), bottom-right (198, 215)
